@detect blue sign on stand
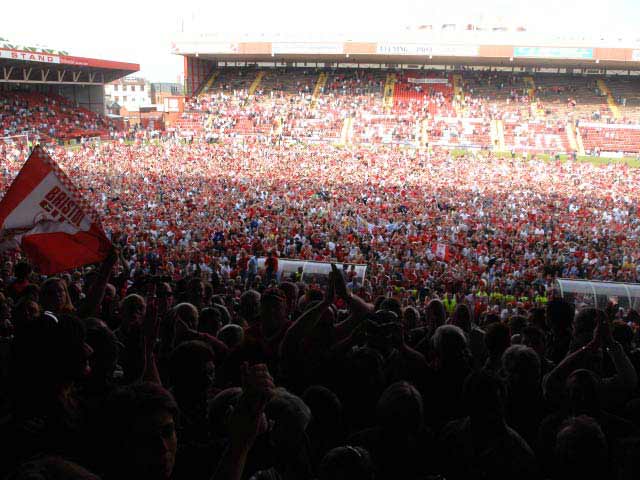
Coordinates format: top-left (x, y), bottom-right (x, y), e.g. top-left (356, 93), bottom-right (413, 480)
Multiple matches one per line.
top-left (514, 47), bottom-right (594, 59)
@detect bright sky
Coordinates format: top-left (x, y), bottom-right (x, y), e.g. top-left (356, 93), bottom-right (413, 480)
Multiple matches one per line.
top-left (2, 0), bottom-right (639, 82)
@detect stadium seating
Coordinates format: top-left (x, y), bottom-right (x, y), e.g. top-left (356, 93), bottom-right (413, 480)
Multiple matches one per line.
top-left (182, 67), bottom-right (640, 153)
top-left (0, 90), bottom-right (116, 141)
top-left (427, 117), bottom-right (492, 149)
top-left (533, 75), bottom-right (609, 121)
top-left (578, 122), bottom-right (640, 154)
top-left (392, 73), bottom-right (455, 117)
top-left (502, 120), bottom-right (569, 154)
top-left (605, 77), bottom-right (640, 122)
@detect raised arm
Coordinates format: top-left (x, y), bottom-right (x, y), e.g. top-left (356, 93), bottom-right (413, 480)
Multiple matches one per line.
top-left (389, 322), bottom-right (428, 369)
top-left (543, 324), bottom-right (598, 401)
top-left (78, 246), bottom-right (118, 318)
top-left (543, 311), bottom-right (637, 402)
top-left (599, 308), bottom-right (637, 390)
top-left (142, 283), bottom-right (162, 385)
top-left (211, 363), bottom-right (274, 480)
top-left (330, 320), bottom-right (367, 357)
top-left (332, 264), bottom-right (374, 341)
top-left (281, 270), bottom-right (335, 356)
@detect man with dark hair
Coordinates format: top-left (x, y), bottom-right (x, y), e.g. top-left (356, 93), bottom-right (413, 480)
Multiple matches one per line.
top-left (0, 313), bottom-right (94, 476)
top-left (423, 325), bottom-right (472, 430)
top-left (265, 250), bottom-right (279, 285)
top-left (571, 307), bottom-right (599, 351)
top-left (522, 325), bottom-right (555, 375)
top-left (247, 254), bottom-right (258, 287)
top-left (169, 340), bottom-right (216, 425)
top-left (484, 322), bottom-right (511, 373)
top-left (438, 371), bottom-right (540, 480)
top-left (100, 382), bottom-right (178, 480)
top-left (538, 367), bottom-right (637, 477)
top-left (83, 319), bottom-right (119, 403)
top-left (318, 446), bottom-right (374, 480)
top-left (5, 456), bottom-right (100, 480)
top-left (349, 381), bottom-right (432, 480)
top-left (258, 287), bottom-right (291, 356)
top-left (378, 297), bottom-right (402, 319)
top-left (502, 345), bottom-right (544, 446)
top-left (611, 320), bottom-right (640, 375)
top-left (238, 290), bottom-right (261, 328)
top-left (538, 311), bottom-right (638, 476)
top-left (279, 281), bottom-right (299, 320)
top-left (545, 299), bottom-right (573, 364)
top-left (6, 261), bottom-right (31, 301)
top-left (187, 278), bottom-right (206, 310)
top-left (553, 416), bottom-right (609, 480)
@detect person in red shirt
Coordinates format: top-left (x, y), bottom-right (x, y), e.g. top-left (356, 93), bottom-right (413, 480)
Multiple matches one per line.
top-left (265, 250), bottom-right (279, 285)
top-left (237, 249), bottom-right (249, 282)
top-left (6, 262), bottom-right (32, 302)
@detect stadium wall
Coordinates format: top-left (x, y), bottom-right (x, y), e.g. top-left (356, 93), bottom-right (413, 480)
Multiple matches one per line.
top-left (54, 84), bottom-right (106, 115)
top-left (0, 83), bottom-right (106, 115)
top-left (184, 57), bottom-right (216, 97)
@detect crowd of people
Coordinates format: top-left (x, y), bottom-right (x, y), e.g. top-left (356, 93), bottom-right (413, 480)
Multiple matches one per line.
top-left (177, 68), bottom-right (640, 154)
top-left (0, 90), bottom-right (117, 142)
top-left (2, 133), bottom-right (640, 478)
top-left (2, 138), bottom-right (640, 295)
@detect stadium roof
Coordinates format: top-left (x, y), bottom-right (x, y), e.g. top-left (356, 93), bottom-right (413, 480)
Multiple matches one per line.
top-left (172, 31), bottom-right (640, 71)
top-left (1, 46), bottom-right (139, 85)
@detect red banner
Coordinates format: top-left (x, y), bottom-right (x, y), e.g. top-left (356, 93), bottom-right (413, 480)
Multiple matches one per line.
top-left (0, 146), bottom-right (111, 274)
top-left (432, 243), bottom-right (452, 262)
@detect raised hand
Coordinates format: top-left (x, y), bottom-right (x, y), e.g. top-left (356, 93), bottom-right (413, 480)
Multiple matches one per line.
top-left (143, 283), bottom-right (159, 353)
top-left (332, 263), bottom-right (350, 300)
top-left (388, 322), bottom-right (406, 349)
top-left (229, 363), bottom-right (275, 449)
top-left (241, 362), bottom-right (275, 402)
top-left (587, 310), bottom-right (613, 352)
top-left (597, 310), bottom-right (614, 347)
top-left (325, 269), bottom-right (336, 305)
top-left (106, 245), bottom-right (120, 267)
top-left (605, 298), bottom-right (618, 322)
top-left (174, 317), bottom-right (190, 339)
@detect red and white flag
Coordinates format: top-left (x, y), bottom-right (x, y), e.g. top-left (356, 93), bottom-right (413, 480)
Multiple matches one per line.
top-left (0, 146), bottom-right (111, 274)
top-left (432, 242), bottom-right (452, 262)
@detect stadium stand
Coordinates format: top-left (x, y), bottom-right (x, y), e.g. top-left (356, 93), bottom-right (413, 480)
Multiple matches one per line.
top-left (0, 90), bottom-right (118, 141)
top-left (579, 122), bottom-right (640, 154)
top-left (177, 67), bottom-right (640, 154)
top-left (607, 77), bottom-right (640, 122)
top-left (0, 43), bottom-right (137, 144)
top-left (502, 119), bottom-right (569, 154)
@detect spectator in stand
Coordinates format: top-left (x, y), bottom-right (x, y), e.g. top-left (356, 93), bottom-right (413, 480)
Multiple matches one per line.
top-left (349, 381), bottom-right (433, 480)
top-left (317, 446), bottom-right (374, 480)
top-left (265, 250), bottom-right (279, 285)
top-left (484, 321), bottom-right (511, 373)
top-left (438, 371), bottom-right (541, 480)
top-left (502, 344), bottom-right (545, 447)
top-left (553, 415), bottom-right (610, 480)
